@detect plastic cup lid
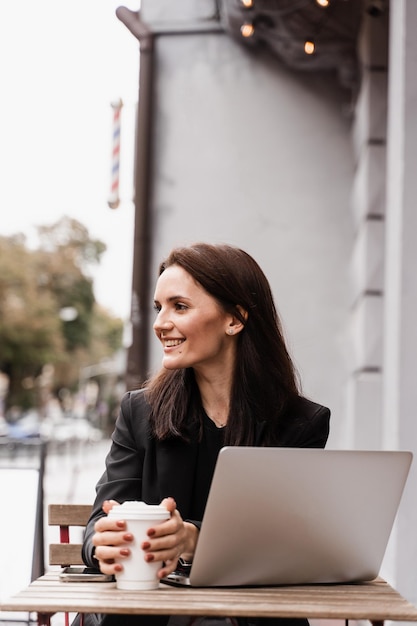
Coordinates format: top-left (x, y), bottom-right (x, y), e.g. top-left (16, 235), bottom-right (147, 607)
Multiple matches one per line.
top-left (107, 500), bottom-right (170, 520)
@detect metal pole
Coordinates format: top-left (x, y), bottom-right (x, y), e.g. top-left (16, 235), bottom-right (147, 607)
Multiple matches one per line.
top-left (116, 8), bottom-right (154, 390)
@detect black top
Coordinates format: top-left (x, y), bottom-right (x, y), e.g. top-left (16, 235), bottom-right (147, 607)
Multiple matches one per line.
top-left (190, 411), bottom-right (225, 520)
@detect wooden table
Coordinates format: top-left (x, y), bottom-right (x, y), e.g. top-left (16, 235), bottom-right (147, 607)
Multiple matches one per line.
top-left (2, 573), bottom-right (417, 626)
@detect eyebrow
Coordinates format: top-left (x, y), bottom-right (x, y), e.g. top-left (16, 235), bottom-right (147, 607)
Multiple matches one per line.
top-left (153, 295), bottom-right (191, 304)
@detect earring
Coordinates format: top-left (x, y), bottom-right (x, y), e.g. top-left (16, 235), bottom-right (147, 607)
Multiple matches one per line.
top-left (227, 329), bottom-right (234, 335)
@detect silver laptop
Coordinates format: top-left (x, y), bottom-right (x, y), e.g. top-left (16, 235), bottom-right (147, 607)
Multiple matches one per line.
top-left (162, 447), bottom-right (412, 587)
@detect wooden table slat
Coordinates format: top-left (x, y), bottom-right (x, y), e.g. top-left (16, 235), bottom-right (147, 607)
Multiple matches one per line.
top-left (2, 573), bottom-right (417, 621)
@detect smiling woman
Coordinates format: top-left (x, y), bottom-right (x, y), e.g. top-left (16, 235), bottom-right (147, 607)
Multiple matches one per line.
top-left (72, 242), bottom-right (331, 626)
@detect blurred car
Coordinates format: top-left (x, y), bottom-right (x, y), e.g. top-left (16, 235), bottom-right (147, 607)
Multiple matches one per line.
top-left (40, 415), bottom-right (102, 444)
top-left (6, 410), bottom-right (41, 439)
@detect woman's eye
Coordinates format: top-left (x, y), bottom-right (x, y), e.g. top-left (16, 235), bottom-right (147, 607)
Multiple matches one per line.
top-left (153, 304), bottom-right (161, 313)
top-left (175, 303), bottom-right (187, 311)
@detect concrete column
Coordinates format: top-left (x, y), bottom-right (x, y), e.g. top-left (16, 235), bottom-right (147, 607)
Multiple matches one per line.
top-left (383, 0), bottom-right (417, 605)
top-left (347, 8), bottom-right (388, 449)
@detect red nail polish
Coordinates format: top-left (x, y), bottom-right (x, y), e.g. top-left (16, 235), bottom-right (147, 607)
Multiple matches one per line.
top-left (142, 542), bottom-right (151, 550)
top-left (116, 520), bottom-right (126, 528)
top-left (145, 553), bottom-right (154, 562)
top-left (123, 533), bottom-right (133, 542)
top-left (147, 528), bottom-right (156, 537)
top-left (115, 564), bottom-right (123, 572)
top-left (120, 549), bottom-right (130, 556)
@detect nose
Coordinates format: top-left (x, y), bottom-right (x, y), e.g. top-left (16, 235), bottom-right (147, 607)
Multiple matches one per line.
top-left (153, 308), bottom-right (173, 333)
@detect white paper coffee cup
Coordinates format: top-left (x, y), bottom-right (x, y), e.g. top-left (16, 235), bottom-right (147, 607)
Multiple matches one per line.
top-left (107, 501), bottom-right (170, 590)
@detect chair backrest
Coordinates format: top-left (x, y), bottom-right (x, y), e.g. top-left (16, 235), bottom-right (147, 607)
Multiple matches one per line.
top-left (48, 503), bottom-right (92, 567)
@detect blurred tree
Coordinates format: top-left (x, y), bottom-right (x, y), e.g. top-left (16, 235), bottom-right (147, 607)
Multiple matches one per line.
top-left (0, 218), bottom-right (124, 412)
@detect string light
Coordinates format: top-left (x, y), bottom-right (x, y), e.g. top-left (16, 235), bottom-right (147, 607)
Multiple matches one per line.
top-left (238, 2), bottom-right (331, 57)
top-left (241, 23), bottom-right (255, 38)
top-left (304, 40), bottom-right (315, 54)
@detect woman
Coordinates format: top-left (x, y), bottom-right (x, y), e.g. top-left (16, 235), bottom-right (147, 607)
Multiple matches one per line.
top-left (80, 243), bottom-right (330, 626)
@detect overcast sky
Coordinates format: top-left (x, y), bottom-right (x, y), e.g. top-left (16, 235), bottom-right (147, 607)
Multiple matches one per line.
top-left (0, 0), bottom-right (140, 319)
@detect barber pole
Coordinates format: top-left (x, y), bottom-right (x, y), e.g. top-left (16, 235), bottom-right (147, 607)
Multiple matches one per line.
top-left (108, 98), bottom-right (123, 209)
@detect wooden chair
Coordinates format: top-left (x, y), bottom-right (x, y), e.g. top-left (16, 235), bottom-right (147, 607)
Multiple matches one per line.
top-left (48, 503), bottom-right (92, 568)
top-left (48, 504), bottom-right (92, 626)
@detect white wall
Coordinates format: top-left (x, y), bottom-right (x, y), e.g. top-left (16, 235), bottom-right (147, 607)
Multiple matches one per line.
top-left (142, 15), bottom-right (355, 448)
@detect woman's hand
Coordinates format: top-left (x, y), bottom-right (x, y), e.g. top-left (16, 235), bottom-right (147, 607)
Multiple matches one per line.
top-left (141, 497), bottom-right (199, 579)
top-left (92, 500), bottom-right (132, 576)
top-left (91, 497), bottom-right (199, 579)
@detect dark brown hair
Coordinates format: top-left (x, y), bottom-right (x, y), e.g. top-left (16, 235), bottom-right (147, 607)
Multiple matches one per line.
top-left (145, 243), bottom-right (300, 445)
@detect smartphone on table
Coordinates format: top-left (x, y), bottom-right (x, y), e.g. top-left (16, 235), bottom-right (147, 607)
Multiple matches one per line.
top-left (59, 566), bottom-right (115, 582)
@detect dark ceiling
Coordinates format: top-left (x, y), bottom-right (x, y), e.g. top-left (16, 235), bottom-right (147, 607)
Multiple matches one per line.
top-left (221, 0), bottom-right (367, 92)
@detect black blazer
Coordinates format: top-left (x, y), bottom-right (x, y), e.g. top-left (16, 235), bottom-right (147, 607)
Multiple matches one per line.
top-left (82, 389), bottom-right (330, 567)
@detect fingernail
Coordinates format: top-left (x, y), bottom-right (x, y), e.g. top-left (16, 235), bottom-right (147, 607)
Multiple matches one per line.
top-left (145, 553), bottom-right (154, 562)
top-left (142, 542), bottom-right (151, 550)
top-left (123, 533), bottom-right (133, 542)
top-left (115, 564), bottom-right (123, 572)
top-left (120, 549), bottom-right (130, 556)
top-left (147, 529), bottom-right (156, 537)
top-left (116, 520), bottom-right (126, 528)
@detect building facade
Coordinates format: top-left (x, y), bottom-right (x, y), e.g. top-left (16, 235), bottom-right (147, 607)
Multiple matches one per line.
top-left (118, 0), bottom-right (417, 609)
